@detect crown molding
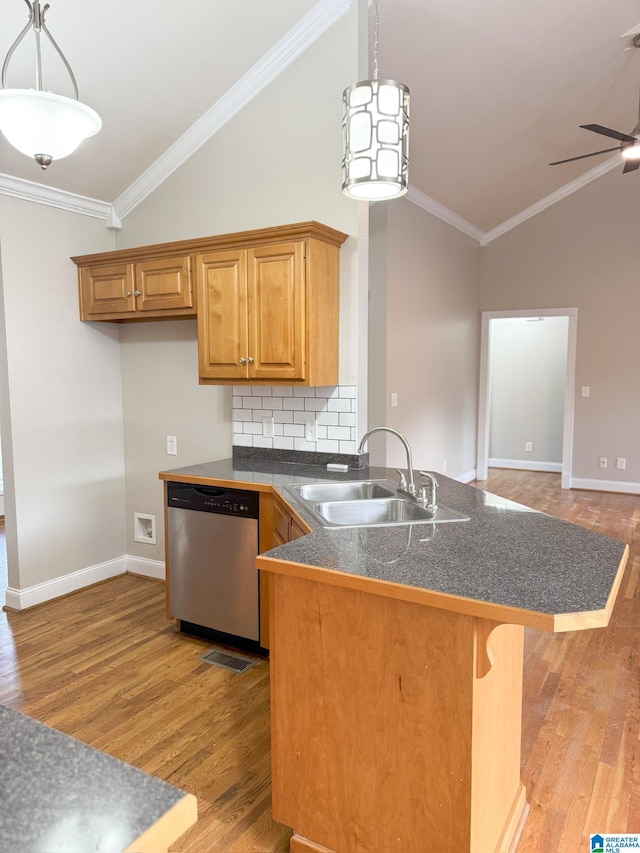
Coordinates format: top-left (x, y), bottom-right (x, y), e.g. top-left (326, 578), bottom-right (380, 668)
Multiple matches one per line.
top-left (0, 172), bottom-right (118, 224)
top-left (405, 185), bottom-right (485, 243)
top-left (481, 155), bottom-right (620, 245)
top-left (112, 0), bottom-right (352, 222)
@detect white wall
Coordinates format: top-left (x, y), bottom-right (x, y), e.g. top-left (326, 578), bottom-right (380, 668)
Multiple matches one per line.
top-left (489, 316), bottom-right (568, 470)
top-left (368, 198), bottom-right (481, 480)
top-left (112, 4), bottom-right (362, 558)
top-left (481, 168), bottom-right (640, 489)
top-left (0, 197), bottom-right (125, 595)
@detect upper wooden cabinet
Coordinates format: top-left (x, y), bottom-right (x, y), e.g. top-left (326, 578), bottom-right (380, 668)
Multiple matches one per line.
top-left (196, 223), bottom-right (347, 386)
top-left (74, 252), bottom-right (196, 322)
top-left (72, 222), bottom-right (347, 384)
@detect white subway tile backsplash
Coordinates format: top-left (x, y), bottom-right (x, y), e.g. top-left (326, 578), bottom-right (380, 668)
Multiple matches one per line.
top-left (340, 440), bottom-right (357, 454)
top-left (284, 424), bottom-right (305, 438)
top-left (233, 433), bottom-right (253, 446)
top-left (232, 384), bottom-right (359, 455)
top-left (327, 398), bottom-right (351, 413)
top-left (253, 436), bottom-right (273, 448)
top-left (304, 397), bottom-right (327, 411)
top-left (338, 385), bottom-right (357, 398)
top-left (273, 436), bottom-right (294, 450)
top-left (328, 426), bottom-right (351, 440)
top-left (283, 397), bottom-right (305, 411)
top-left (317, 411), bottom-right (339, 426)
top-left (316, 439), bottom-right (340, 454)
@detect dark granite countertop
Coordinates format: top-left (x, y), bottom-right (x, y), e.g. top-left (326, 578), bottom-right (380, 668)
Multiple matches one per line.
top-left (0, 705), bottom-right (196, 852)
top-left (160, 458), bottom-right (628, 631)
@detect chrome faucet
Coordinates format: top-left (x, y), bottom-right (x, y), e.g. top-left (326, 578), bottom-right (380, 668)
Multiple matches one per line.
top-left (357, 427), bottom-right (417, 498)
top-left (417, 471), bottom-right (438, 511)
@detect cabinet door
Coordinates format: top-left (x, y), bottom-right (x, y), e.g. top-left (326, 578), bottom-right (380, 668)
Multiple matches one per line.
top-left (136, 255), bottom-right (194, 312)
top-left (80, 263), bottom-right (135, 318)
top-left (197, 250), bottom-right (249, 381)
top-left (247, 241), bottom-right (305, 380)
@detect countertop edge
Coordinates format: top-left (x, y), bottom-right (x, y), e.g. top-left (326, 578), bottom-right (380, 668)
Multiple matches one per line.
top-left (124, 793), bottom-right (198, 853)
top-left (257, 552), bottom-right (561, 631)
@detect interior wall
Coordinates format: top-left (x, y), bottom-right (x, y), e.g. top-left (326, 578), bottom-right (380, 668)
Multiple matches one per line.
top-left (481, 167), bottom-right (640, 488)
top-left (368, 198), bottom-right (481, 480)
top-left (489, 316), bottom-right (568, 469)
top-left (0, 197), bottom-right (124, 591)
top-left (114, 4), bottom-right (362, 558)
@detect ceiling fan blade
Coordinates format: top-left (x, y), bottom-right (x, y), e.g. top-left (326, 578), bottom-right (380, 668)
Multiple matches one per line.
top-left (549, 147), bottom-right (621, 166)
top-left (580, 124), bottom-right (637, 143)
top-left (623, 159), bottom-right (640, 173)
top-left (620, 22), bottom-right (640, 37)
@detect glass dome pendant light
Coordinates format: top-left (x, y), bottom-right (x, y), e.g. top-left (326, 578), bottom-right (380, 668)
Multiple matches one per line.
top-left (342, 0), bottom-right (410, 200)
top-left (0, 0), bottom-right (101, 170)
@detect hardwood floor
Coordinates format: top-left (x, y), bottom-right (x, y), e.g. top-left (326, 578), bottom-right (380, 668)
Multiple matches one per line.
top-left (0, 471), bottom-right (638, 851)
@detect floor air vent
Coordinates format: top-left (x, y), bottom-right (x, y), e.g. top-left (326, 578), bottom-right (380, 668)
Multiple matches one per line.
top-left (199, 649), bottom-right (257, 674)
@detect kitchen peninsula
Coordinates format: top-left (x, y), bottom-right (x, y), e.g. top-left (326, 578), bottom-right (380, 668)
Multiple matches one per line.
top-left (160, 458), bottom-right (628, 853)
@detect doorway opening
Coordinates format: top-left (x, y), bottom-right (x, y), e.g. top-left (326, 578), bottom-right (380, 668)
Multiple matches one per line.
top-left (476, 307), bottom-right (577, 488)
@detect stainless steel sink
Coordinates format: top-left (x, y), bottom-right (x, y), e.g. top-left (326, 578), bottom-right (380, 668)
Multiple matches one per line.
top-left (312, 498), bottom-right (469, 527)
top-left (288, 480), bottom-right (396, 503)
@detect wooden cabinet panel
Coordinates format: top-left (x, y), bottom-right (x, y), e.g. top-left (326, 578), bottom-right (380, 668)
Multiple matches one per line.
top-left (197, 250), bottom-right (248, 381)
top-left (80, 263), bottom-right (135, 317)
top-left (248, 242), bottom-right (305, 381)
top-left (137, 255), bottom-right (194, 312)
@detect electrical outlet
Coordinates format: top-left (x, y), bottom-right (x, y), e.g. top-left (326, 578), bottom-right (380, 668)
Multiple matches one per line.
top-left (616, 457), bottom-right (626, 470)
top-left (166, 435), bottom-right (177, 456)
top-left (262, 416), bottom-right (274, 437)
top-left (391, 392), bottom-right (398, 407)
top-left (305, 419), bottom-right (317, 442)
top-left (525, 442), bottom-right (533, 453)
top-left (599, 456), bottom-right (607, 469)
top-left (581, 386), bottom-right (590, 398)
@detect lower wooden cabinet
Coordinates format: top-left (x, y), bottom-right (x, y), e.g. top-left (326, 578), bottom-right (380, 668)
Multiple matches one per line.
top-left (259, 492), bottom-right (311, 649)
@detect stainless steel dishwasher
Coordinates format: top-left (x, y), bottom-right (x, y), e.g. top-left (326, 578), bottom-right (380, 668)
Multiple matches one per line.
top-left (167, 482), bottom-right (261, 652)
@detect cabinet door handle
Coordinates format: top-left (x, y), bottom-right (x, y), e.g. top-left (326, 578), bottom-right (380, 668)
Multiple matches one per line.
top-left (247, 356), bottom-right (254, 364)
top-left (134, 290), bottom-right (141, 297)
top-left (125, 291), bottom-right (132, 297)
top-left (239, 357), bottom-right (246, 365)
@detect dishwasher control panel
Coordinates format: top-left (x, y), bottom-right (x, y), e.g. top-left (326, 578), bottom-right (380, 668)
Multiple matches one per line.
top-left (167, 482), bottom-right (259, 518)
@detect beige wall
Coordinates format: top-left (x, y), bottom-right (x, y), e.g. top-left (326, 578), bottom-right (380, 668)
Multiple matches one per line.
top-left (481, 168), bottom-right (640, 487)
top-left (368, 199), bottom-right (481, 480)
top-left (0, 197), bottom-right (124, 590)
top-left (114, 5), bottom-right (362, 558)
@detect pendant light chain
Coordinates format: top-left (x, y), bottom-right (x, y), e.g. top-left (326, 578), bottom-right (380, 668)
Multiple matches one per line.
top-left (372, 0), bottom-right (379, 82)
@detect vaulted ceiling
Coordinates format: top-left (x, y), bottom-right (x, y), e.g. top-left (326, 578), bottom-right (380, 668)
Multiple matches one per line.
top-left (2, 0), bottom-right (640, 238)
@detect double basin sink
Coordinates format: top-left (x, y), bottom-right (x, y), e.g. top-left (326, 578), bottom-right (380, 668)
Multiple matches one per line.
top-left (284, 479), bottom-right (469, 529)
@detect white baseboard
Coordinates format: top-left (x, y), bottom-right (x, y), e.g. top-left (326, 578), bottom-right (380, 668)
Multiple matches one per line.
top-left (489, 458), bottom-right (562, 473)
top-left (4, 554), bottom-right (166, 611)
top-left (569, 477), bottom-right (640, 495)
top-left (456, 469), bottom-right (477, 484)
top-left (126, 555), bottom-right (166, 581)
